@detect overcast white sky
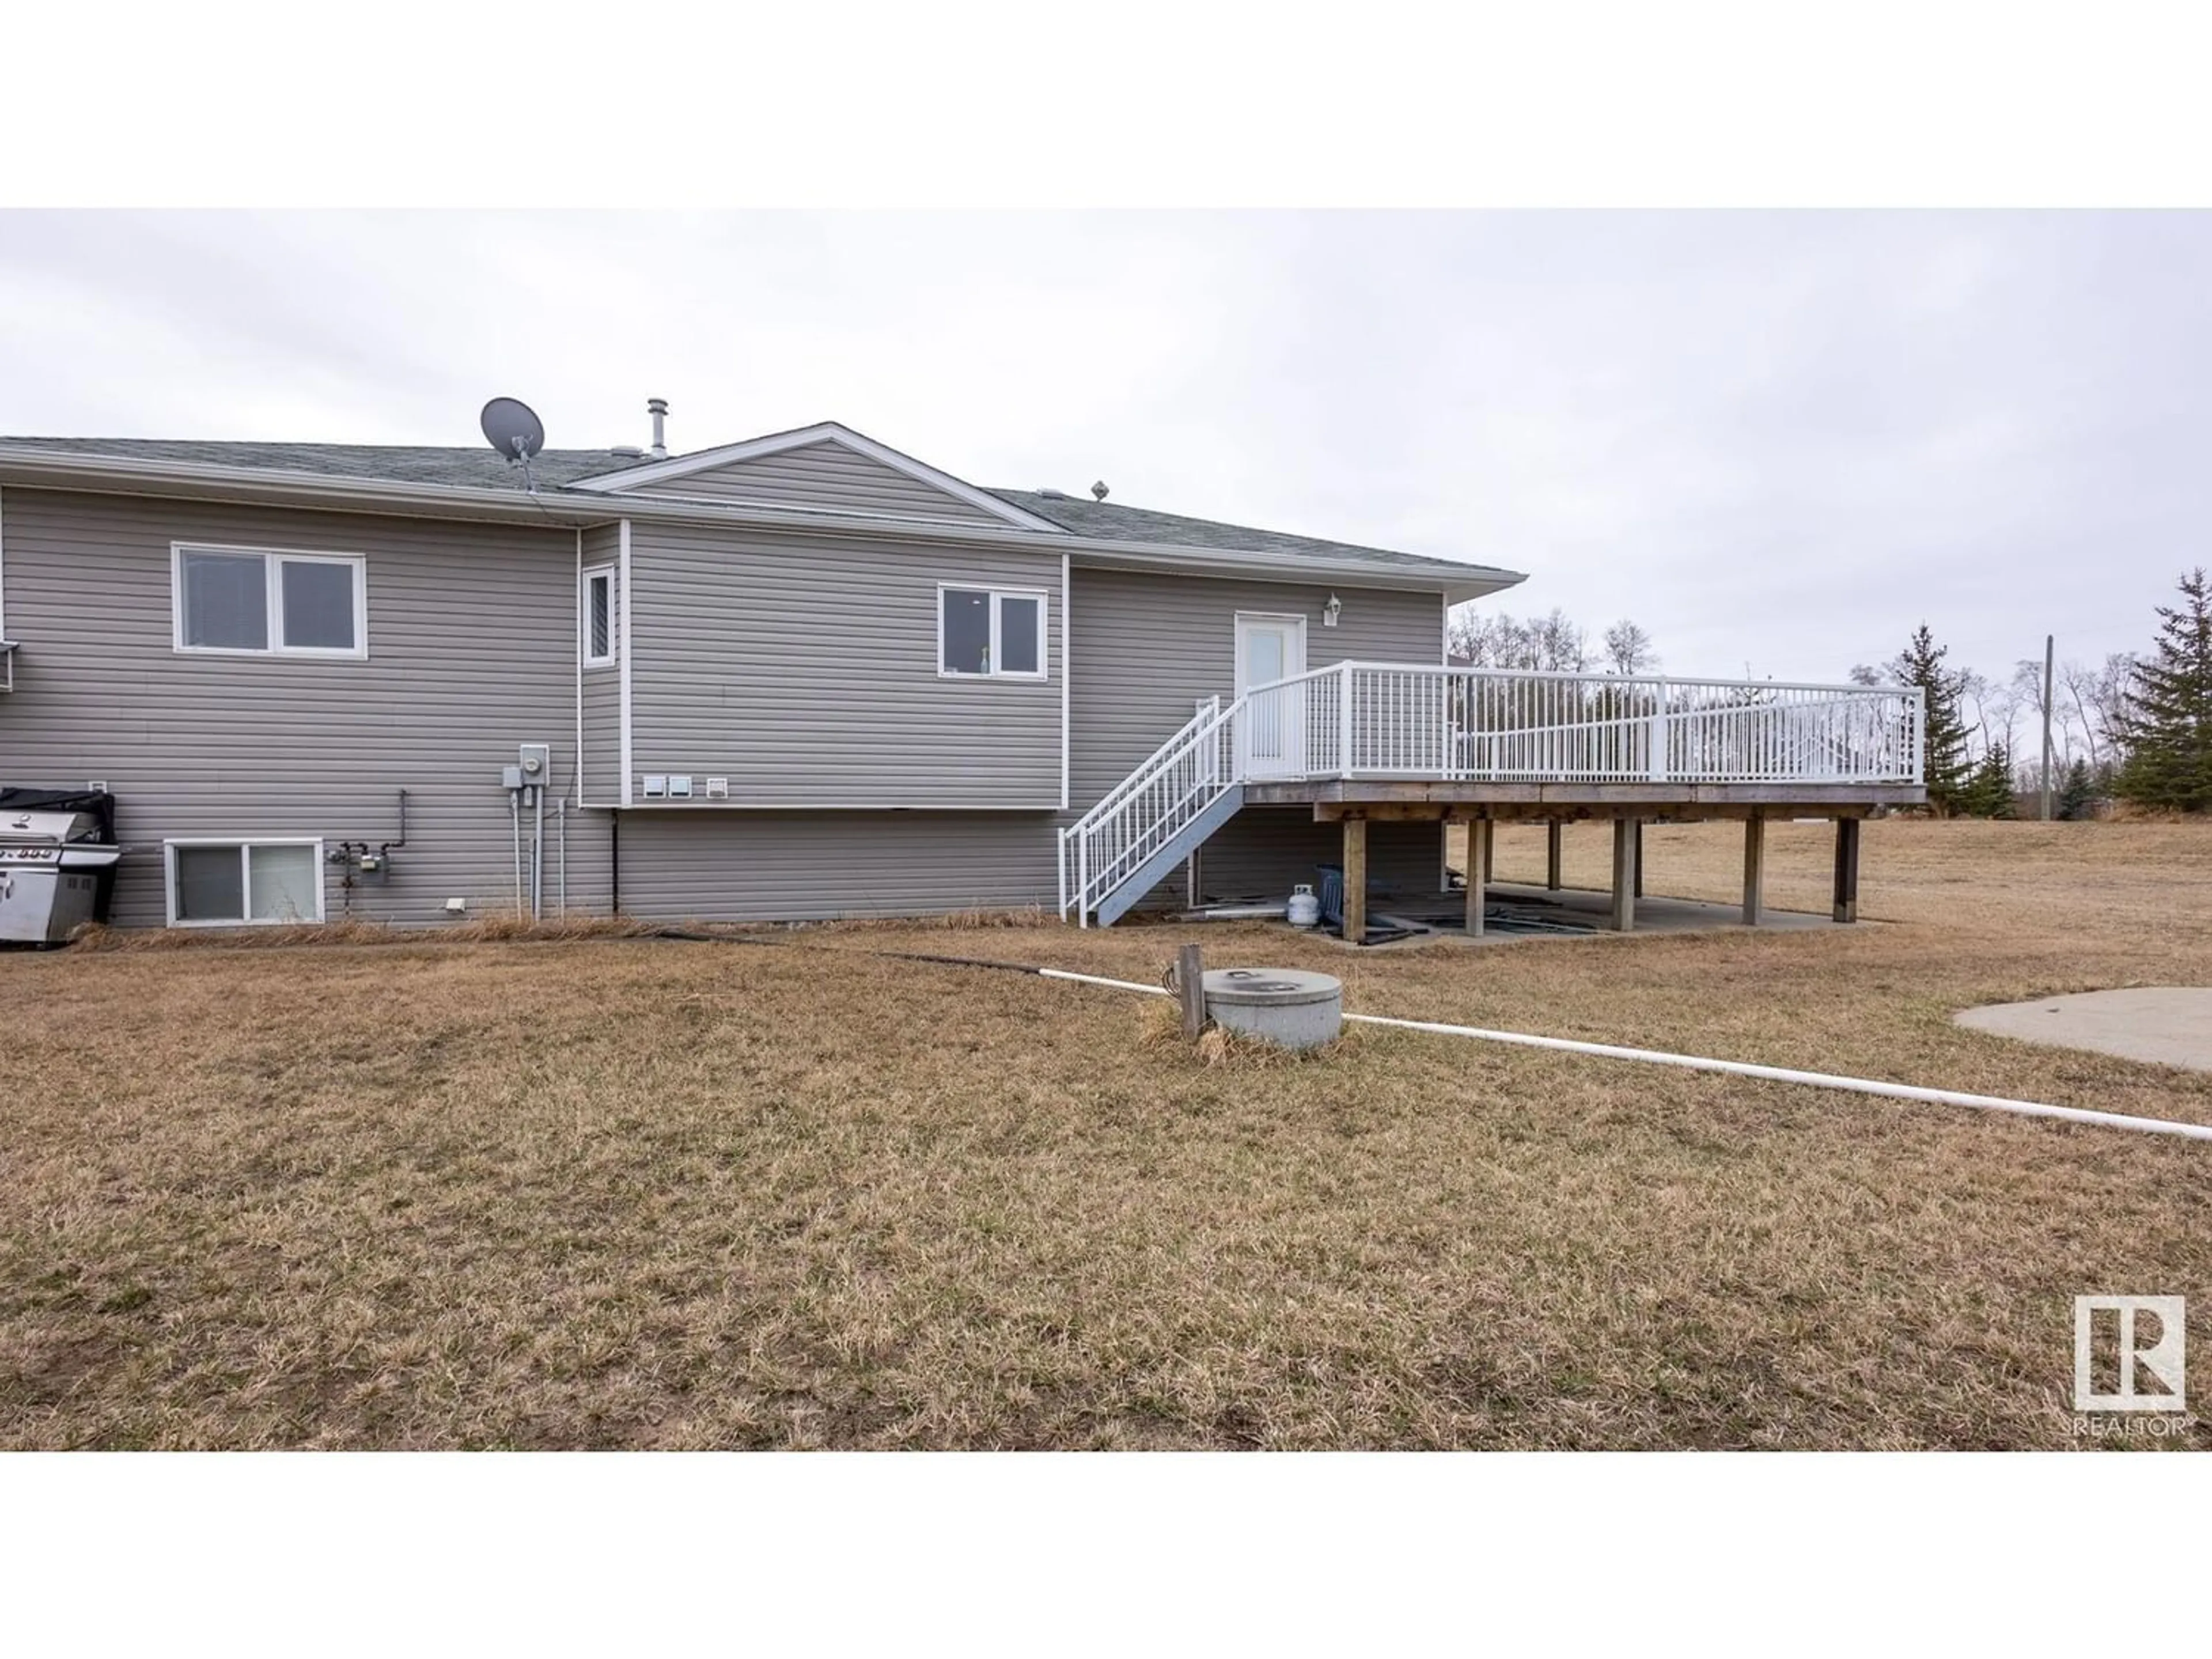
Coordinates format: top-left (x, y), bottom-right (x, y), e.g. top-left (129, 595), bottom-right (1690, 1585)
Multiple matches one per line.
top-left (3, 210), bottom-right (2203, 682)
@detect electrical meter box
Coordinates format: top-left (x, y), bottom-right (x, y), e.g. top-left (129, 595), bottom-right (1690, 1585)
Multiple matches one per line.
top-left (517, 743), bottom-right (551, 790)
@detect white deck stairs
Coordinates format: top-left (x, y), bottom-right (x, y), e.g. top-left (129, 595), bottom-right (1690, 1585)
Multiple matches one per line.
top-left (1060, 696), bottom-right (1247, 928)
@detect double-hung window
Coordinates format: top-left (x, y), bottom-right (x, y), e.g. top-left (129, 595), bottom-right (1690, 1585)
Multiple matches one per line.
top-left (582, 566), bottom-right (617, 667)
top-left (165, 840), bottom-right (325, 927)
top-left (173, 544), bottom-right (367, 659)
top-left (939, 586), bottom-right (1047, 679)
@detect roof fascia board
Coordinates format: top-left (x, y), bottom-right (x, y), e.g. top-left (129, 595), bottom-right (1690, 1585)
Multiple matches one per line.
top-left (0, 445), bottom-right (1524, 598)
top-left (1058, 543), bottom-right (1525, 604)
top-left (565, 420), bottom-right (1065, 535)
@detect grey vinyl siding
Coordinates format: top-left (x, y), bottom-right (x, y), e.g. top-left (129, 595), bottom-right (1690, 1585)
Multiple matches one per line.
top-left (627, 519), bottom-right (1062, 807)
top-left (0, 488), bottom-right (609, 928)
top-left (579, 523), bottom-right (622, 804)
top-left (1065, 567), bottom-right (1448, 908)
top-left (613, 810), bottom-right (1055, 921)
top-left (1065, 569), bottom-right (1444, 808)
top-left (628, 440), bottom-right (1008, 525)
top-left (1192, 809), bottom-right (1440, 906)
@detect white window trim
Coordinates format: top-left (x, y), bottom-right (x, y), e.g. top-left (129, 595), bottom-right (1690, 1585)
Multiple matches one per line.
top-left (171, 543), bottom-right (369, 661)
top-left (581, 562), bottom-right (618, 669)
top-left (163, 838), bottom-right (327, 928)
top-left (937, 582), bottom-right (1050, 681)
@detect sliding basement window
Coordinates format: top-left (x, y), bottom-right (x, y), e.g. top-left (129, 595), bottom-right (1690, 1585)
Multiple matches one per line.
top-left (165, 840), bottom-right (325, 927)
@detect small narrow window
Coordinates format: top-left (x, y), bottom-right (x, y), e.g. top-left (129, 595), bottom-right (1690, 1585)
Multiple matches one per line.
top-left (174, 546), bottom-right (365, 658)
top-left (583, 566), bottom-right (616, 667)
top-left (167, 841), bottom-right (324, 926)
top-left (939, 586), bottom-right (1048, 680)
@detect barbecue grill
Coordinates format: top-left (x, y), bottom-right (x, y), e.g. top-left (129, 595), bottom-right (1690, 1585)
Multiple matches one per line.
top-left (0, 793), bottom-right (121, 944)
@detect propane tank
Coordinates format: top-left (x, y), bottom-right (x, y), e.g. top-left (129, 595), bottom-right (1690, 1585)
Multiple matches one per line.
top-left (1286, 883), bottom-right (1321, 928)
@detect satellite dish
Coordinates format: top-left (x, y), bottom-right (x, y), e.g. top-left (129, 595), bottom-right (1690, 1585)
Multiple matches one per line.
top-left (480, 396), bottom-right (546, 463)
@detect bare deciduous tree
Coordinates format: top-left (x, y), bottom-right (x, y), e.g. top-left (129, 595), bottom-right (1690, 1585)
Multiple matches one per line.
top-left (1448, 607), bottom-right (1590, 672)
top-left (2059, 653), bottom-right (2135, 774)
top-left (1601, 619), bottom-right (1658, 676)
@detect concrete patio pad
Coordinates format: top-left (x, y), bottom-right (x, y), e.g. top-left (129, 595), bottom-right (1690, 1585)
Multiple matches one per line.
top-left (1956, 988), bottom-right (2212, 1074)
top-left (1386, 882), bottom-right (1840, 944)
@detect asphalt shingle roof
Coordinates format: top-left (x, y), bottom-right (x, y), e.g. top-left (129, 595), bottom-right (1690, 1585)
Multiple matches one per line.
top-left (988, 488), bottom-right (1508, 575)
top-left (0, 437), bottom-right (1518, 582)
top-left (0, 437), bottom-right (623, 491)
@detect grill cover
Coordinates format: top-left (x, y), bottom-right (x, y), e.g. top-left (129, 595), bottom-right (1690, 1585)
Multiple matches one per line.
top-left (0, 787), bottom-right (118, 924)
top-left (0, 787), bottom-right (116, 840)
top-left (0, 809), bottom-right (102, 847)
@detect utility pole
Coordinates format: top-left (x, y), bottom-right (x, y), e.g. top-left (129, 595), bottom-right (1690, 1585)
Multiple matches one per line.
top-left (2040, 633), bottom-right (2055, 821)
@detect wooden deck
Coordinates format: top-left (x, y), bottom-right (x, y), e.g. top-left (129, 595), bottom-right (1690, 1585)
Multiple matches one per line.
top-left (1062, 662), bottom-right (1926, 930)
top-left (1244, 779), bottom-right (1926, 820)
top-left (1259, 779), bottom-right (1922, 944)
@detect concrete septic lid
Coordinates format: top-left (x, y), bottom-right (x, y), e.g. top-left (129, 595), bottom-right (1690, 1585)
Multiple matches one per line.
top-left (1955, 987), bottom-right (2212, 1074)
top-left (1202, 968), bottom-right (1343, 1007)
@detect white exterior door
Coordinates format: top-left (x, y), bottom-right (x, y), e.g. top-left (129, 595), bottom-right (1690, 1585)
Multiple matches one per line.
top-left (1235, 613), bottom-right (1308, 779)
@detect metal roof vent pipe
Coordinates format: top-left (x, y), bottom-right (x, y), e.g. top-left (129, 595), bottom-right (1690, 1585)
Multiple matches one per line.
top-left (647, 398), bottom-right (669, 460)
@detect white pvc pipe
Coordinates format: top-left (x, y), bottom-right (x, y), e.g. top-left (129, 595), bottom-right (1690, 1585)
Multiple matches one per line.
top-left (1344, 1013), bottom-right (2212, 1143)
top-left (1038, 967), bottom-right (1173, 998)
top-left (1031, 964), bottom-right (2212, 1143)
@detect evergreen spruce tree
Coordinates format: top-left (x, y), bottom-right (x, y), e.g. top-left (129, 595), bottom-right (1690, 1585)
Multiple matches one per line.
top-left (1959, 742), bottom-right (2017, 818)
top-left (2057, 758), bottom-right (2096, 820)
top-left (2114, 568), bottom-right (2212, 813)
top-left (1890, 623), bottom-right (1971, 813)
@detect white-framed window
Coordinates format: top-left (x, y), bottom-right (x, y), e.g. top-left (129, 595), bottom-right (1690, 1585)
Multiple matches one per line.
top-left (172, 544), bottom-right (368, 660)
top-left (582, 564), bottom-right (617, 668)
top-left (938, 585), bottom-right (1047, 679)
top-left (164, 839), bottom-right (325, 927)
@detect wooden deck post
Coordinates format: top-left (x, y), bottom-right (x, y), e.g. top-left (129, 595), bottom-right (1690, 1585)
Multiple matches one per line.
top-left (1611, 816), bottom-right (1638, 933)
top-left (1482, 821), bottom-right (1494, 885)
top-left (1465, 818), bottom-right (1488, 937)
top-left (1832, 816), bottom-right (1861, 923)
top-left (1546, 821), bottom-right (1563, 891)
top-left (1342, 816), bottom-right (1368, 945)
top-left (1742, 809), bottom-right (1766, 927)
top-left (1633, 819), bottom-right (1644, 898)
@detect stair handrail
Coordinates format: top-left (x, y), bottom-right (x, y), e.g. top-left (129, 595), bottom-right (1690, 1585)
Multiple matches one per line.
top-left (1065, 696), bottom-right (1222, 840)
top-left (1063, 691), bottom-right (1249, 923)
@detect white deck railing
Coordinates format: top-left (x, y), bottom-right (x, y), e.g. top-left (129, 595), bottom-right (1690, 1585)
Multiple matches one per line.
top-left (1059, 664), bottom-right (1923, 924)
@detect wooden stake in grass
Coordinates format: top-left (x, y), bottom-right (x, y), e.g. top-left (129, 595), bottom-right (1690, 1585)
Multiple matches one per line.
top-left (1176, 943), bottom-right (1206, 1040)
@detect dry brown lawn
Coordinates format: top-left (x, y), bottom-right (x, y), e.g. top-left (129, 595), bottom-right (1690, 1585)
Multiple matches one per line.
top-left (5, 819), bottom-right (2210, 1450)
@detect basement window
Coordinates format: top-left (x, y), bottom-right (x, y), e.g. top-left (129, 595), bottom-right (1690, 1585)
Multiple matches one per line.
top-left (173, 545), bottom-right (367, 659)
top-left (165, 840), bottom-right (325, 927)
top-left (583, 565), bottom-right (617, 667)
top-left (939, 586), bottom-right (1046, 679)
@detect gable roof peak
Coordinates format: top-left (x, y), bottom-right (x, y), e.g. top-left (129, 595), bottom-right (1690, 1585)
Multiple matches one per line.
top-left (564, 419), bottom-right (1063, 533)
